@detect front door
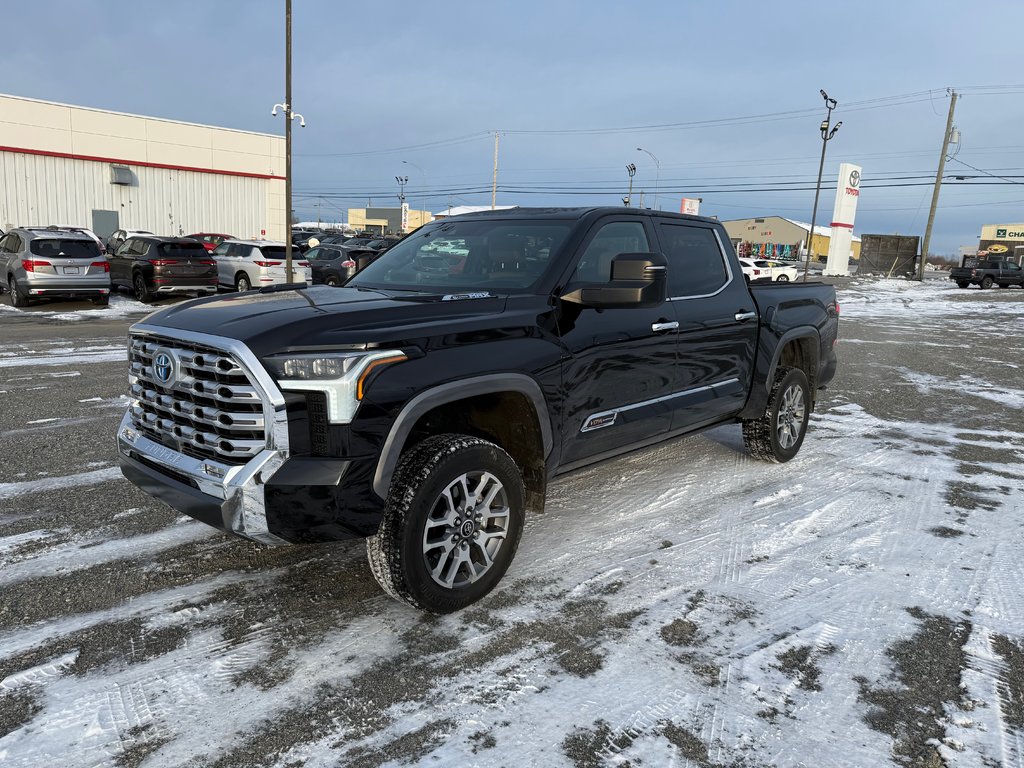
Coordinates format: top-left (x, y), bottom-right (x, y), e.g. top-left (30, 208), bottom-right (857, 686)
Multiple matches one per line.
top-left (556, 218), bottom-right (679, 467)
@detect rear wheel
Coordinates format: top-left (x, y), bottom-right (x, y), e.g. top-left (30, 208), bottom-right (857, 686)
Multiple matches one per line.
top-left (235, 273), bottom-right (252, 292)
top-left (366, 434), bottom-right (525, 613)
top-left (325, 274), bottom-right (341, 287)
top-left (981, 276), bottom-right (994, 289)
top-left (776, 274), bottom-right (790, 282)
top-left (956, 280), bottom-right (970, 289)
top-left (742, 367), bottom-right (810, 463)
top-left (133, 273), bottom-right (152, 303)
top-left (8, 276), bottom-right (28, 307)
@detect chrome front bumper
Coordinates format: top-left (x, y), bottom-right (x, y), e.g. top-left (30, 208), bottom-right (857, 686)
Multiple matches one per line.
top-left (116, 324), bottom-right (291, 545)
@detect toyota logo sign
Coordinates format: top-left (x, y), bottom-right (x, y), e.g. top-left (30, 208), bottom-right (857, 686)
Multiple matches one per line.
top-left (849, 170), bottom-right (861, 188)
top-left (152, 349), bottom-right (177, 386)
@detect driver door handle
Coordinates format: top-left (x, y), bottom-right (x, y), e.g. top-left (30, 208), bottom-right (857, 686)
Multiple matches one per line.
top-left (651, 320), bottom-right (679, 332)
top-left (734, 311), bottom-right (757, 322)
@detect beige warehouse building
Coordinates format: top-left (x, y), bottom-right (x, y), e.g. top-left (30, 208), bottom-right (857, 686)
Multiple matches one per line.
top-left (0, 93), bottom-right (285, 241)
top-left (722, 216), bottom-right (861, 261)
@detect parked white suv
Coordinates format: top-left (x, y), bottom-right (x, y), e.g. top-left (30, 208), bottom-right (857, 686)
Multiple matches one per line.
top-left (211, 240), bottom-right (311, 291)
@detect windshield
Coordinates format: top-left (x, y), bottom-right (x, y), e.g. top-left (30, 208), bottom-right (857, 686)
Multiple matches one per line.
top-left (30, 238), bottom-right (101, 259)
top-left (349, 219), bottom-right (572, 293)
top-left (158, 243), bottom-right (208, 258)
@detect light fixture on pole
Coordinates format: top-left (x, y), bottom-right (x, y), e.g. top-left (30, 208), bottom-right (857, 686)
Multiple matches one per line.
top-left (802, 89), bottom-right (841, 282)
top-left (271, 0), bottom-right (306, 284)
top-left (395, 176), bottom-right (409, 234)
top-left (624, 163), bottom-right (637, 207)
top-left (636, 148), bottom-right (660, 210)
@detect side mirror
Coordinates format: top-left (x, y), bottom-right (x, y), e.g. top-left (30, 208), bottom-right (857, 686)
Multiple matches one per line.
top-left (561, 252), bottom-right (667, 309)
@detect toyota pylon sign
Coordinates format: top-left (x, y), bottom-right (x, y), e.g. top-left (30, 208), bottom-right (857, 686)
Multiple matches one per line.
top-left (823, 163), bottom-right (862, 276)
top-left (680, 198), bottom-right (701, 216)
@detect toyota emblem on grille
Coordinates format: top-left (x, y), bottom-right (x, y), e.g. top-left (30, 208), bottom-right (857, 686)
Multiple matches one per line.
top-left (152, 348), bottom-right (177, 387)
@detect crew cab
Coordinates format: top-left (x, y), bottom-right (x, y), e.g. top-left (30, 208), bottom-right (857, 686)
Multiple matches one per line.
top-left (117, 208), bottom-right (839, 613)
top-left (950, 259), bottom-right (1024, 289)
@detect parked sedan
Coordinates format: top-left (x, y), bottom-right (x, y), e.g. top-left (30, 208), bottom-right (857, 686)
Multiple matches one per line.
top-left (753, 259), bottom-right (800, 282)
top-left (0, 227), bottom-right (111, 306)
top-left (211, 240), bottom-right (311, 291)
top-left (108, 236), bottom-right (218, 303)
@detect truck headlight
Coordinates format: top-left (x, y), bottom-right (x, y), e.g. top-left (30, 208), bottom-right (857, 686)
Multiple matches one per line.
top-left (263, 351), bottom-right (407, 424)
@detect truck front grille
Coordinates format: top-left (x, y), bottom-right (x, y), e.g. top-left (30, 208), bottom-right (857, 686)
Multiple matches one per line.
top-left (128, 334), bottom-right (267, 464)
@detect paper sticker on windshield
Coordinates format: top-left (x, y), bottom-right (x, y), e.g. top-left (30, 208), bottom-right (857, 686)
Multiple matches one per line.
top-left (441, 292), bottom-right (492, 301)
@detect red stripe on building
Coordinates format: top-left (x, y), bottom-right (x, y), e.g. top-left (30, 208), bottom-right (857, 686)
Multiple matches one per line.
top-left (0, 145), bottom-right (284, 181)
top-left (830, 222), bottom-right (854, 229)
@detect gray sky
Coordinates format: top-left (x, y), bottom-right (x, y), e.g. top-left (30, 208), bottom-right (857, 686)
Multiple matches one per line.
top-left (4, 0), bottom-right (1024, 252)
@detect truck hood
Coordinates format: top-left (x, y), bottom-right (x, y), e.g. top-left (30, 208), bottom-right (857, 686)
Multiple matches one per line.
top-left (137, 286), bottom-right (513, 357)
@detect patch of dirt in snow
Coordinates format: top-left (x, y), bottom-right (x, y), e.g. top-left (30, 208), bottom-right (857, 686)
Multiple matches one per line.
top-left (856, 607), bottom-right (973, 766)
top-left (0, 689), bottom-right (41, 739)
top-left (991, 635), bottom-right (1024, 730)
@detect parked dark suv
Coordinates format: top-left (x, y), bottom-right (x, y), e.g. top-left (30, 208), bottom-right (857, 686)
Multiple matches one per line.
top-left (108, 236), bottom-right (217, 303)
top-left (306, 244), bottom-right (375, 285)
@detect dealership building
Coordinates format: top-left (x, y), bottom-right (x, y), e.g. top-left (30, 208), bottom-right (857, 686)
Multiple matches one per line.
top-left (0, 93), bottom-right (286, 241)
top-left (721, 216), bottom-right (862, 261)
top-left (978, 223), bottom-right (1024, 262)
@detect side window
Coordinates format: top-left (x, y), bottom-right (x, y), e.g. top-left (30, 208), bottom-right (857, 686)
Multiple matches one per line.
top-left (305, 247), bottom-right (321, 260)
top-left (571, 221), bottom-right (649, 283)
top-left (212, 243), bottom-right (230, 257)
top-left (11, 234), bottom-right (24, 254)
top-left (657, 224), bottom-right (729, 297)
top-left (0, 234), bottom-right (12, 253)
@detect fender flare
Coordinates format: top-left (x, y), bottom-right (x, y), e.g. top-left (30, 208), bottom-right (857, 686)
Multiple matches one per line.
top-left (765, 326), bottom-right (821, 390)
top-left (372, 373), bottom-right (553, 499)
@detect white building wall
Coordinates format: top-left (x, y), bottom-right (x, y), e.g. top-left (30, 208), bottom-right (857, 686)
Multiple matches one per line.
top-left (0, 93), bottom-right (286, 239)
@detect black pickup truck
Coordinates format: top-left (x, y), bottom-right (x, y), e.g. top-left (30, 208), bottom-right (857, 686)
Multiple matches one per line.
top-left (950, 259), bottom-right (1024, 289)
top-left (117, 208), bottom-right (839, 612)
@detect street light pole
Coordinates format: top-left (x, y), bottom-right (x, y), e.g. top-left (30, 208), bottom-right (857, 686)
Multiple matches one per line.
top-left (624, 163), bottom-right (637, 207)
top-left (802, 89), bottom-right (841, 282)
top-left (636, 148), bottom-right (660, 210)
top-left (271, 0), bottom-right (305, 283)
top-left (395, 176), bottom-right (408, 233)
top-left (402, 159), bottom-right (427, 226)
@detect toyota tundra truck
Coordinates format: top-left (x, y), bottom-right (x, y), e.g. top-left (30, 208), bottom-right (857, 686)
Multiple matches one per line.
top-left (117, 207), bottom-right (839, 613)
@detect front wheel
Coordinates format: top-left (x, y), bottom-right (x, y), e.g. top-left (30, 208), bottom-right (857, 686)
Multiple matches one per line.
top-left (366, 434), bottom-right (525, 613)
top-left (91, 294), bottom-right (109, 306)
top-left (742, 367), bottom-right (810, 463)
top-left (235, 273), bottom-right (252, 292)
top-left (956, 280), bottom-right (970, 289)
top-left (981, 276), bottom-right (994, 289)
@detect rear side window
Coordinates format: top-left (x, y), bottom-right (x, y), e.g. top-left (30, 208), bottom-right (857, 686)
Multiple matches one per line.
top-left (158, 243), bottom-right (207, 258)
top-left (657, 224), bottom-right (728, 297)
top-left (30, 238), bottom-right (100, 259)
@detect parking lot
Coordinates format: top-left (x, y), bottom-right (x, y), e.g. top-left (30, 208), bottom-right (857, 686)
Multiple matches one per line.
top-left (1, 278), bottom-right (1023, 767)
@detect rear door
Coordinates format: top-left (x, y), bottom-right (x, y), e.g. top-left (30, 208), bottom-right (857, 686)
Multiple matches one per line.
top-left (655, 220), bottom-right (758, 429)
top-left (212, 242), bottom-right (234, 286)
top-left (556, 217), bottom-right (680, 467)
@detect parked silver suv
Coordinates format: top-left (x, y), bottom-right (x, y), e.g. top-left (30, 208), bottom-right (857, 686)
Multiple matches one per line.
top-left (211, 240), bottom-right (311, 291)
top-left (1, 227), bottom-right (111, 306)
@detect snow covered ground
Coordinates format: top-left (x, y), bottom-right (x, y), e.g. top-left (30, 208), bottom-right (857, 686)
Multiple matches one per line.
top-left (1, 278), bottom-right (1023, 767)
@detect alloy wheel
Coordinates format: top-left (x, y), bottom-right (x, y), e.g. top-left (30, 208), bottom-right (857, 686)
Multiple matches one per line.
top-left (775, 383), bottom-right (806, 449)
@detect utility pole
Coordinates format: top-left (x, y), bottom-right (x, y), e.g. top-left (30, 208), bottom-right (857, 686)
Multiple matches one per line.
top-left (802, 89), bottom-right (841, 282)
top-left (491, 132), bottom-right (500, 210)
top-left (636, 147), bottom-right (661, 210)
top-left (271, 0), bottom-right (305, 283)
top-left (919, 90), bottom-right (958, 281)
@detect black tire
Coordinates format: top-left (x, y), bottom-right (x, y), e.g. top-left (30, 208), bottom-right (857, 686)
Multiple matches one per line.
top-left (776, 274), bottom-right (790, 282)
top-left (956, 281), bottom-right (970, 289)
top-left (133, 272), bottom-right (152, 303)
top-left (981, 276), bottom-right (994, 289)
top-left (366, 434), bottom-right (526, 613)
top-left (91, 294), bottom-right (110, 306)
top-left (742, 367), bottom-right (811, 464)
top-left (8, 276), bottom-right (28, 307)
top-left (324, 274), bottom-right (341, 287)
top-left (235, 273), bottom-right (251, 292)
